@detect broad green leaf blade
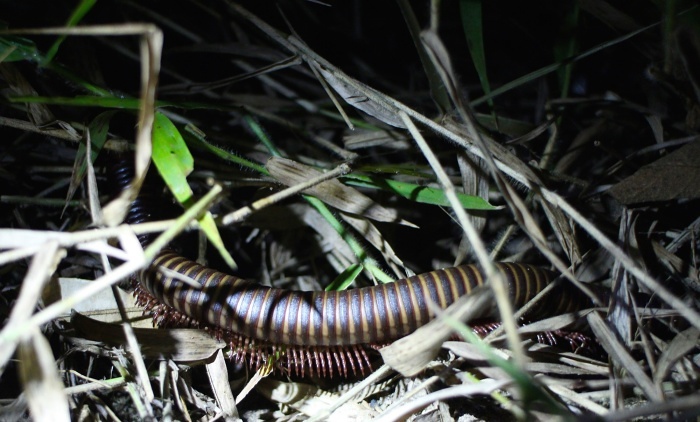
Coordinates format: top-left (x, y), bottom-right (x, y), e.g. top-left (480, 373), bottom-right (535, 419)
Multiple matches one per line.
top-left (151, 112), bottom-right (236, 269)
top-left (344, 175), bottom-right (498, 210)
top-left (0, 36), bottom-right (39, 63)
top-left (152, 112), bottom-right (193, 202)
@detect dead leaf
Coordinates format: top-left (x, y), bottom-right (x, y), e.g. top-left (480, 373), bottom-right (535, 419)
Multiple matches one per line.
top-left (609, 141), bottom-right (700, 204)
top-left (317, 67), bottom-right (405, 128)
top-left (70, 311), bottom-right (224, 362)
top-left (266, 157), bottom-right (415, 226)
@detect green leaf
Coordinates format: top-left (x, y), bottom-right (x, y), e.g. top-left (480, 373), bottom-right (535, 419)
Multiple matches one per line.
top-left (151, 112), bottom-right (237, 269)
top-left (183, 124), bottom-right (267, 175)
top-left (460, 0), bottom-right (493, 107)
top-left (344, 174), bottom-right (498, 210)
top-left (0, 36), bottom-right (39, 62)
top-left (65, 110), bottom-right (118, 205)
top-left (42, 0), bottom-right (97, 66)
top-left (553, 2), bottom-right (580, 98)
top-left (152, 112), bottom-right (194, 202)
top-left (325, 263), bottom-right (364, 291)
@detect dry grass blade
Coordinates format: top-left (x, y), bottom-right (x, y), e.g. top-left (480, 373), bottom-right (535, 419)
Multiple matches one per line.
top-left (0, 240), bottom-right (63, 375)
top-left (374, 379), bottom-right (511, 422)
top-left (653, 327), bottom-right (699, 383)
top-left (206, 350), bottom-right (238, 418)
top-left (399, 111), bottom-right (529, 368)
top-left (380, 286), bottom-right (493, 377)
top-left (123, 323), bottom-right (155, 403)
top-left (18, 327), bottom-right (70, 422)
top-left (587, 312), bottom-right (660, 401)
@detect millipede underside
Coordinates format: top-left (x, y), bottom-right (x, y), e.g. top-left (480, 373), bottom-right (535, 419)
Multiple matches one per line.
top-left (133, 281), bottom-right (376, 378)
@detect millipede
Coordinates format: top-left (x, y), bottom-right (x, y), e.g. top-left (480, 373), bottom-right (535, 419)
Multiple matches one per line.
top-left (115, 163), bottom-right (598, 378)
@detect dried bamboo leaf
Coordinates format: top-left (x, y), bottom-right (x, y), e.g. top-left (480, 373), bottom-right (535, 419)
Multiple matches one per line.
top-left (340, 213), bottom-right (405, 271)
top-left (380, 287), bottom-right (493, 377)
top-left (70, 311), bottom-right (224, 362)
top-left (206, 350), bottom-right (238, 418)
top-left (18, 327), bottom-right (70, 422)
top-left (316, 66), bottom-right (406, 128)
top-left (343, 129), bottom-right (412, 151)
top-left (654, 327), bottom-right (699, 383)
top-left (609, 141), bottom-right (700, 204)
top-left (267, 156), bottom-right (415, 226)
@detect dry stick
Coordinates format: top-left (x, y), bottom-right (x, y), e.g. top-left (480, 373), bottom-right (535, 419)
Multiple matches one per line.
top-left (221, 162), bottom-right (351, 225)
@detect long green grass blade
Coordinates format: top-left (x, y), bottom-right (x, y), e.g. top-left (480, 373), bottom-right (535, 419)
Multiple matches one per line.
top-left (42, 0), bottom-right (97, 66)
top-left (460, 0), bottom-right (494, 110)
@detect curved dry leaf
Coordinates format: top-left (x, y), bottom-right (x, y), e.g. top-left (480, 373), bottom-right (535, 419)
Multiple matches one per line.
top-left (654, 327), bottom-right (700, 382)
top-left (266, 157), bottom-right (415, 226)
top-left (317, 66), bottom-right (406, 128)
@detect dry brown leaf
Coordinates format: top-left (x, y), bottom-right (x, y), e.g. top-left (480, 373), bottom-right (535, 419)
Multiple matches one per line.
top-left (266, 156), bottom-right (415, 226)
top-left (18, 327), bottom-right (70, 422)
top-left (609, 141), bottom-right (700, 204)
top-left (380, 287), bottom-right (493, 377)
top-left (206, 350), bottom-right (239, 418)
top-left (70, 311), bottom-right (224, 362)
top-left (316, 66), bottom-right (406, 128)
top-left (653, 327), bottom-right (699, 383)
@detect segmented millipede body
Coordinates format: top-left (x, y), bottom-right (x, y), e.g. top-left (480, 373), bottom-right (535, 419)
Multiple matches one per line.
top-left (133, 250), bottom-right (592, 377)
top-left (115, 162), bottom-right (595, 377)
